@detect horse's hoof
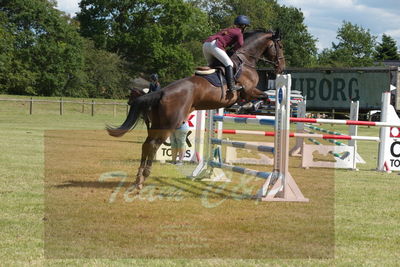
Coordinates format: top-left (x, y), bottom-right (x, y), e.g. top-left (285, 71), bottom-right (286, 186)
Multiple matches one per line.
top-left (136, 183), bottom-right (143, 190)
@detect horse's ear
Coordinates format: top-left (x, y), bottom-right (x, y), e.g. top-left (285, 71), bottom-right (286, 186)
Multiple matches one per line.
top-left (273, 28), bottom-right (281, 40)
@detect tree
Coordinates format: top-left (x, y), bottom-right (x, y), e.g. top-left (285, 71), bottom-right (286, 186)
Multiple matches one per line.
top-left (272, 4), bottom-right (318, 67)
top-left (318, 21), bottom-right (377, 67)
top-left (189, 0), bottom-right (231, 32)
top-left (375, 34), bottom-right (400, 60)
top-left (191, 0), bottom-right (276, 30)
top-left (0, 12), bottom-right (16, 94)
top-left (77, 0), bottom-right (211, 84)
top-left (0, 0), bottom-right (85, 96)
top-left (81, 40), bottom-right (131, 99)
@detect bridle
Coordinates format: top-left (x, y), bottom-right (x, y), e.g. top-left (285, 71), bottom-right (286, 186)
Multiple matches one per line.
top-left (236, 38), bottom-right (284, 70)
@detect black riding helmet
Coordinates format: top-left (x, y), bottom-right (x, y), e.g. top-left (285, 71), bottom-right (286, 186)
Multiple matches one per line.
top-left (150, 73), bottom-right (158, 81)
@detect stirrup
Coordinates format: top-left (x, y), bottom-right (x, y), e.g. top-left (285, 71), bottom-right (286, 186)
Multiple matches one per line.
top-left (229, 85), bottom-right (243, 91)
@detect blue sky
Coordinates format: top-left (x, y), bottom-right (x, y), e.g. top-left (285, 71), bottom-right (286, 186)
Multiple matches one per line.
top-left (57, 0), bottom-right (400, 51)
top-left (278, 0), bottom-right (400, 50)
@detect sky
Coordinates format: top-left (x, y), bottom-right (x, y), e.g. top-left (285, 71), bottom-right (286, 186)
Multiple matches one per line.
top-left (56, 0), bottom-right (400, 51)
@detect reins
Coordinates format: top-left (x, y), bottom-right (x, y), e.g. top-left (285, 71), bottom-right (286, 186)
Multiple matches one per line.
top-left (236, 38), bottom-right (284, 69)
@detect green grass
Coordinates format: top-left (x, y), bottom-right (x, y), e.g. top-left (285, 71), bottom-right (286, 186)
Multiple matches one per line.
top-left (0, 95), bottom-right (399, 266)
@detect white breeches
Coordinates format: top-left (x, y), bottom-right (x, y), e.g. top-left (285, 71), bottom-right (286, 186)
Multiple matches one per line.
top-left (202, 40), bottom-right (233, 67)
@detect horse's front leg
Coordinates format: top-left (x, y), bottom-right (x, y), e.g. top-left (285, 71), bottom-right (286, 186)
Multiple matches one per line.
top-left (242, 87), bottom-right (267, 101)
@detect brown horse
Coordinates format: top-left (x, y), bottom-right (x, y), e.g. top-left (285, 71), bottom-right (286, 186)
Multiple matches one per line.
top-left (107, 30), bottom-right (285, 189)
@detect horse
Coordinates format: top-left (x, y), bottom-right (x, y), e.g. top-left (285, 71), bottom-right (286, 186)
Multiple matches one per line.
top-left (107, 30), bottom-right (285, 190)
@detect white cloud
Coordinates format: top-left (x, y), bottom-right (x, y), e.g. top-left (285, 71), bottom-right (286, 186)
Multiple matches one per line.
top-left (386, 29), bottom-right (400, 39)
top-left (280, 0), bottom-right (356, 9)
top-left (56, 0), bottom-right (80, 16)
top-left (309, 27), bottom-right (337, 51)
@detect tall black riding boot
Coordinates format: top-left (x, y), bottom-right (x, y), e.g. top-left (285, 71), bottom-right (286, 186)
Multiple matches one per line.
top-left (225, 66), bottom-right (241, 91)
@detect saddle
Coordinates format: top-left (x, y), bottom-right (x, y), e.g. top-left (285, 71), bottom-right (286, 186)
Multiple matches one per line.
top-left (195, 59), bottom-right (243, 88)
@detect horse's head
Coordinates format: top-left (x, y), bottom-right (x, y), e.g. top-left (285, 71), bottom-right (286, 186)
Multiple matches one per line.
top-left (241, 30), bottom-right (286, 74)
top-left (128, 88), bottom-right (146, 105)
top-left (264, 32), bottom-right (285, 74)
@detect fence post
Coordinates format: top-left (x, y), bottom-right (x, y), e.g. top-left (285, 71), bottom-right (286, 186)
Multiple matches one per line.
top-left (60, 97), bottom-right (64, 115)
top-left (29, 97), bottom-right (33, 115)
top-left (82, 99), bottom-right (85, 113)
top-left (91, 100), bottom-right (95, 116)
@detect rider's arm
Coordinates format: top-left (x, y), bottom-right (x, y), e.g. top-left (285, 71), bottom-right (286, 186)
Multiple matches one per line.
top-left (233, 29), bottom-right (244, 51)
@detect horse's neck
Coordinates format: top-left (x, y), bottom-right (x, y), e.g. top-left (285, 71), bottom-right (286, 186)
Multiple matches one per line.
top-left (239, 35), bottom-right (269, 65)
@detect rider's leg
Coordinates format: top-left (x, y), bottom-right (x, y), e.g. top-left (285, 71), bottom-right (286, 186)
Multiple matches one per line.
top-left (202, 41), bottom-right (216, 66)
top-left (224, 65), bottom-right (241, 91)
top-left (205, 41), bottom-right (241, 91)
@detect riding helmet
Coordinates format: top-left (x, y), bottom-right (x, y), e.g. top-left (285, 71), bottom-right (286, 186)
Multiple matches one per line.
top-left (150, 73), bottom-right (158, 81)
top-left (234, 15), bottom-right (250, 26)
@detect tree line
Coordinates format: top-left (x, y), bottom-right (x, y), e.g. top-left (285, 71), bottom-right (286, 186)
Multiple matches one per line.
top-left (0, 0), bottom-right (399, 98)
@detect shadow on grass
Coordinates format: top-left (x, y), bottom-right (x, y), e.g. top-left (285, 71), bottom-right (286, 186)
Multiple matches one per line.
top-left (53, 173), bottom-right (258, 201)
top-left (157, 176), bottom-right (257, 200)
top-left (55, 180), bottom-right (129, 189)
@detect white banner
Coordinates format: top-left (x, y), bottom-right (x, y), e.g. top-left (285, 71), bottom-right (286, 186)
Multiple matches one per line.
top-left (382, 127), bottom-right (400, 171)
top-left (378, 92), bottom-right (400, 172)
top-left (155, 110), bottom-right (203, 162)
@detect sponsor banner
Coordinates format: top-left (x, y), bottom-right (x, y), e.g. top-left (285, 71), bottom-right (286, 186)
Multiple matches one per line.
top-left (156, 111), bottom-right (198, 162)
top-left (386, 127), bottom-right (400, 170)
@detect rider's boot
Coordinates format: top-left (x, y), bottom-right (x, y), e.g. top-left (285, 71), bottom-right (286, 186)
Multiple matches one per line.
top-left (225, 66), bottom-right (242, 91)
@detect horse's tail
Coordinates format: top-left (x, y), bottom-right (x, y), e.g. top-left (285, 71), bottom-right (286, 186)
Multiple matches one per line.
top-left (107, 90), bottom-right (163, 137)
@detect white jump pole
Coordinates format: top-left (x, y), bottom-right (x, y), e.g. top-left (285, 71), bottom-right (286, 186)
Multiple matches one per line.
top-left (289, 100), bottom-right (306, 157)
top-left (191, 110), bottom-right (211, 178)
top-left (261, 74), bottom-right (308, 202)
top-left (194, 110), bottom-right (206, 162)
top-left (378, 92), bottom-right (394, 172)
top-left (348, 100), bottom-right (359, 169)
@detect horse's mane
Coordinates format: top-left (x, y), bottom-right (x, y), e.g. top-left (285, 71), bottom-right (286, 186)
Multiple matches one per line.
top-left (244, 29), bottom-right (281, 44)
top-left (244, 29), bottom-right (274, 40)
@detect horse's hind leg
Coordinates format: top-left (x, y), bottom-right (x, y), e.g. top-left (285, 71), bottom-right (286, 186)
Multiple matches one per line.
top-left (135, 130), bottom-right (170, 189)
top-left (143, 136), bottom-right (166, 178)
top-left (135, 148), bottom-right (148, 190)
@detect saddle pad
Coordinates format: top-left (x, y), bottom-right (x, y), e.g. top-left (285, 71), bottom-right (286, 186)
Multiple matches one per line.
top-left (195, 71), bottom-right (226, 87)
top-left (195, 66), bottom-right (243, 88)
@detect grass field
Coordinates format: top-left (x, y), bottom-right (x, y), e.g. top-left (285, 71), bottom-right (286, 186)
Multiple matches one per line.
top-left (1, 95), bottom-right (399, 266)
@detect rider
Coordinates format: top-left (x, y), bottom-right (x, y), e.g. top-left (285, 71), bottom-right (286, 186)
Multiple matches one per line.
top-left (203, 15), bottom-right (250, 91)
top-left (149, 73), bottom-right (161, 93)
